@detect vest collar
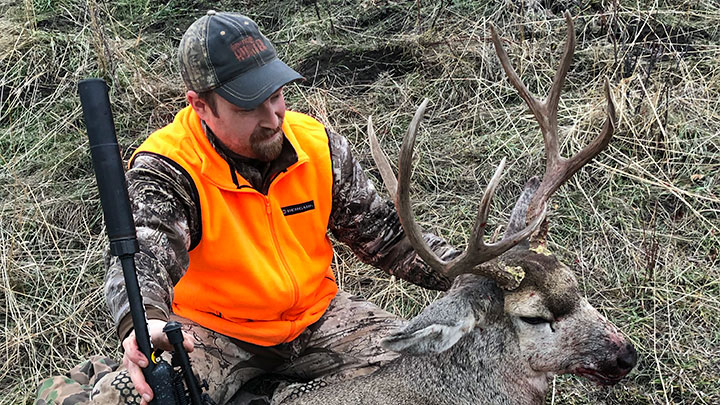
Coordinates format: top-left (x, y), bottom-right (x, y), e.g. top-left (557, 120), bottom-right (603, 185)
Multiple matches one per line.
top-left (178, 105), bottom-right (310, 191)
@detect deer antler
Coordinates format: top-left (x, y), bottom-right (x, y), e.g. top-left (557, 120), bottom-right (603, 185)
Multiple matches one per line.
top-left (489, 12), bottom-right (617, 231)
top-left (368, 100), bottom-right (545, 290)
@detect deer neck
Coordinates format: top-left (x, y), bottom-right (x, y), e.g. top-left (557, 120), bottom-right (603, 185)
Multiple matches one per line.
top-left (439, 320), bottom-right (550, 404)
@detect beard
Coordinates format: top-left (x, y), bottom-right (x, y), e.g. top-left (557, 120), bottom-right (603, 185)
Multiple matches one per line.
top-left (250, 126), bottom-right (284, 161)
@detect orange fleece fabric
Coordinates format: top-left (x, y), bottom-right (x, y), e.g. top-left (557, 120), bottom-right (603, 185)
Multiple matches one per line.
top-left (133, 106), bottom-right (338, 346)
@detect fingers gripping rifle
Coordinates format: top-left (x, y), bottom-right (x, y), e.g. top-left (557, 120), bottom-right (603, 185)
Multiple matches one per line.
top-left (78, 78), bottom-right (213, 405)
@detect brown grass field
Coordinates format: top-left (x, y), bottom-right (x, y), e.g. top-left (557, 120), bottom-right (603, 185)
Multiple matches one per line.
top-left (1, 0), bottom-right (718, 403)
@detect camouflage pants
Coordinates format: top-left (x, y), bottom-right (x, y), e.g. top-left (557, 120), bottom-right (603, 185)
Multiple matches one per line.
top-left (35, 291), bottom-right (403, 405)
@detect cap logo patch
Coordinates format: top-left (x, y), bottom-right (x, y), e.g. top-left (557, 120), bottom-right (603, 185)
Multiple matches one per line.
top-left (231, 37), bottom-right (268, 62)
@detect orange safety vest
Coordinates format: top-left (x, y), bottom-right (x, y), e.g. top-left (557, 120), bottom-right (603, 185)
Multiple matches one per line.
top-left (132, 105), bottom-right (338, 346)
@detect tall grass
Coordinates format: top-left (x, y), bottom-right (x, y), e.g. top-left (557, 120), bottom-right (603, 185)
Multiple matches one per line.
top-left (1, 1), bottom-right (718, 404)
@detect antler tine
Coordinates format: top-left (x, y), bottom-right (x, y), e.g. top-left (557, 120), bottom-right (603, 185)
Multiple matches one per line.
top-left (491, 12), bottom-right (617, 225)
top-left (368, 115), bottom-right (399, 199)
top-left (546, 12), bottom-right (576, 128)
top-left (393, 98), bottom-right (447, 271)
top-left (467, 157), bottom-right (508, 254)
top-left (447, 159), bottom-right (548, 278)
top-left (527, 78), bottom-right (616, 221)
top-left (489, 13), bottom-right (575, 176)
top-left (489, 24), bottom-right (547, 143)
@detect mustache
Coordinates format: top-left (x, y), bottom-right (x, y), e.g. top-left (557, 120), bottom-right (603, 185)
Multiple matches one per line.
top-left (252, 125), bottom-right (283, 141)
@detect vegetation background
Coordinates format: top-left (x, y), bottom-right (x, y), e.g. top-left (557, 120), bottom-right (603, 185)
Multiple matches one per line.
top-left (1, 0), bottom-right (718, 403)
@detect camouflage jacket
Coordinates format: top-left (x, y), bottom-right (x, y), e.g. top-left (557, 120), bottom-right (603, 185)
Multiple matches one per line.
top-left (105, 119), bottom-right (456, 340)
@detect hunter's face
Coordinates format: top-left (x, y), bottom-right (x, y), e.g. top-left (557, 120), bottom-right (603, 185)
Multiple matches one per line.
top-left (191, 87), bottom-right (286, 161)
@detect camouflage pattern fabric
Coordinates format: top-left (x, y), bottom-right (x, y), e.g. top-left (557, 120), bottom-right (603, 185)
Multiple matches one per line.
top-left (36, 291), bottom-right (403, 405)
top-left (107, 127), bottom-right (456, 340)
top-left (177, 12), bottom-right (283, 94)
top-left (35, 356), bottom-right (118, 405)
top-left (41, 116), bottom-right (460, 403)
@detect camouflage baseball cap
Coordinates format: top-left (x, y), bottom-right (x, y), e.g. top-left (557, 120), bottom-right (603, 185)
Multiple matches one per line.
top-left (178, 11), bottom-right (303, 109)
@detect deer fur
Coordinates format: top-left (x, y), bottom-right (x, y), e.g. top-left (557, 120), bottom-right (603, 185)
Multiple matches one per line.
top-left (272, 181), bottom-right (636, 405)
top-left (272, 13), bottom-right (636, 404)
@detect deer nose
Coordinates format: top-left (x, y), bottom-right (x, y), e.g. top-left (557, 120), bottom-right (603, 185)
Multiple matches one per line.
top-left (616, 344), bottom-right (637, 371)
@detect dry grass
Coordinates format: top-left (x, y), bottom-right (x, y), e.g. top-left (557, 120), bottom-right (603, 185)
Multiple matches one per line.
top-left (1, 0), bottom-right (718, 404)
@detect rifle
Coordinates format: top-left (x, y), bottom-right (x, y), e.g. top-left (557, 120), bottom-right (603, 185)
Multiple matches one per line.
top-left (78, 78), bottom-right (213, 405)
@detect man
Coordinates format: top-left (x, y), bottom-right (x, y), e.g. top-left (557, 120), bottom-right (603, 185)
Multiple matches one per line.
top-left (37, 10), bottom-right (456, 405)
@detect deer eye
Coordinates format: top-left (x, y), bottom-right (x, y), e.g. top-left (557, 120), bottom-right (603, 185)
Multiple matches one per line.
top-left (520, 316), bottom-right (550, 325)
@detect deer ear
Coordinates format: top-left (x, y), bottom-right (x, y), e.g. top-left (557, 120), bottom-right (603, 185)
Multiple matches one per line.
top-left (503, 176), bottom-right (541, 244)
top-left (381, 291), bottom-right (476, 355)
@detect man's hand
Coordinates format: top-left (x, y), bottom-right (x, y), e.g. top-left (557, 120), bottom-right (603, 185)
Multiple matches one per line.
top-left (122, 319), bottom-right (195, 405)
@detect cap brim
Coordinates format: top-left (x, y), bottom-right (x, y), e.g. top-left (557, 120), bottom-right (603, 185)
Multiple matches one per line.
top-left (215, 58), bottom-right (304, 110)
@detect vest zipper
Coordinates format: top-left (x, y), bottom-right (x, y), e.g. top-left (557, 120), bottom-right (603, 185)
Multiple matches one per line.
top-left (264, 196), bottom-right (300, 339)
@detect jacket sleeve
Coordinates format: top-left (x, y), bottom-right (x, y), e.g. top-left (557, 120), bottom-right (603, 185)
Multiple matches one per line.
top-left (327, 131), bottom-right (455, 291)
top-left (104, 153), bottom-right (200, 339)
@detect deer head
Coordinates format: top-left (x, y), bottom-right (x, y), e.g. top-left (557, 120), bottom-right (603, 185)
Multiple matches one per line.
top-left (369, 11), bottom-right (636, 388)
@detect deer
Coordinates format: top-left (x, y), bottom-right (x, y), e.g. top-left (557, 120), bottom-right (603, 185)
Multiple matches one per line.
top-left (272, 12), bottom-right (637, 405)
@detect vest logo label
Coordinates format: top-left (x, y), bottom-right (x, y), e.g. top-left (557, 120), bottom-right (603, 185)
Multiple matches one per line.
top-left (281, 200), bottom-right (315, 216)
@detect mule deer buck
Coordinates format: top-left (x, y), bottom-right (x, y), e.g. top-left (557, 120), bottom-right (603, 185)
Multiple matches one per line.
top-left (273, 12), bottom-right (636, 404)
